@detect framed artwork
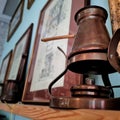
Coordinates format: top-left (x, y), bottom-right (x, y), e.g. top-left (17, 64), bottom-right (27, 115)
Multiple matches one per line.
top-left (22, 0), bottom-right (90, 104)
top-left (109, 0), bottom-right (120, 33)
top-left (0, 23), bottom-right (33, 102)
top-left (8, 23), bottom-right (33, 81)
top-left (27, 0), bottom-right (35, 9)
top-left (0, 50), bottom-right (12, 84)
top-left (7, 0), bottom-right (24, 41)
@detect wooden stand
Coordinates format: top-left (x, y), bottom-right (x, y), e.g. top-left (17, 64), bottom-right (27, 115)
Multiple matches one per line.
top-left (0, 102), bottom-right (120, 120)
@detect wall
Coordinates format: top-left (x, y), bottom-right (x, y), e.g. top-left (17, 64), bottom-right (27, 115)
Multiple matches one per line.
top-left (91, 0), bottom-right (112, 37)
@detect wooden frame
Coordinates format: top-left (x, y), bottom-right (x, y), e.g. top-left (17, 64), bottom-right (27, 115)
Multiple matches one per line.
top-left (0, 23), bottom-right (33, 102)
top-left (7, 23), bottom-right (33, 81)
top-left (7, 0), bottom-right (24, 41)
top-left (109, 0), bottom-right (120, 33)
top-left (27, 0), bottom-right (35, 9)
top-left (22, 0), bottom-right (90, 104)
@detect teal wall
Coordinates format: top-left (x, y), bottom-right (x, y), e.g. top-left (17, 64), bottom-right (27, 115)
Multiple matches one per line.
top-left (91, 0), bottom-right (112, 37)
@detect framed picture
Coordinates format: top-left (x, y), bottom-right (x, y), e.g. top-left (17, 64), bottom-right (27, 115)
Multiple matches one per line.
top-left (109, 0), bottom-right (120, 33)
top-left (8, 23), bottom-right (33, 81)
top-left (7, 0), bottom-right (24, 41)
top-left (27, 0), bottom-right (35, 9)
top-left (22, 0), bottom-right (90, 104)
top-left (0, 50), bottom-right (12, 84)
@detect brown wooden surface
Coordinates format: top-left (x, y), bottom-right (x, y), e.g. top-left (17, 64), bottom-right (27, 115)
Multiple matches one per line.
top-left (0, 103), bottom-right (120, 120)
top-left (109, 0), bottom-right (120, 33)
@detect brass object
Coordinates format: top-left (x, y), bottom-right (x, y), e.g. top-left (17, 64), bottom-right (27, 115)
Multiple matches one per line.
top-left (71, 85), bottom-right (112, 98)
top-left (67, 6), bottom-right (114, 74)
top-left (108, 29), bottom-right (120, 72)
top-left (1, 80), bottom-right (19, 103)
top-left (50, 97), bottom-right (120, 109)
top-left (47, 6), bottom-right (120, 110)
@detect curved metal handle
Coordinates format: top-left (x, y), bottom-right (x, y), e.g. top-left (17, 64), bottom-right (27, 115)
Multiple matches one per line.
top-left (48, 67), bottom-right (68, 96)
top-left (108, 28), bottom-right (120, 72)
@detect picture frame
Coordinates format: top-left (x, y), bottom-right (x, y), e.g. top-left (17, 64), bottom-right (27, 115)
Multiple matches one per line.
top-left (8, 23), bottom-right (33, 81)
top-left (0, 23), bottom-right (33, 103)
top-left (27, 0), bottom-right (35, 9)
top-left (22, 0), bottom-right (90, 104)
top-left (7, 0), bottom-right (24, 41)
top-left (108, 0), bottom-right (120, 33)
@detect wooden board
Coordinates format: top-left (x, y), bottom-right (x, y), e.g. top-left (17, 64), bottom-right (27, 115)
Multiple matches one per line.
top-left (0, 103), bottom-right (120, 120)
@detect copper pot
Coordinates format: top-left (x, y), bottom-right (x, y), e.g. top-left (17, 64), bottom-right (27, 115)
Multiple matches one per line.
top-left (68, 6), bottom-right (115, 74)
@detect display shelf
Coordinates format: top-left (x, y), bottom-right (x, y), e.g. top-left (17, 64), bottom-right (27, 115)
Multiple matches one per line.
top-left (0, 102), bottom-right (120, 120)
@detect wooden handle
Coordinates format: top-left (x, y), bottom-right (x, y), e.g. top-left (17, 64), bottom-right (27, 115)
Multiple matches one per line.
top-left (41, 34), bottom-right (75, 42)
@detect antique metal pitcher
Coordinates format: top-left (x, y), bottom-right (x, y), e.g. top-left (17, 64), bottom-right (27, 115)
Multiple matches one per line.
top-left (67, 6), bottom-right (115, 74)
top-left (46, 6), bottom-right (120, 110)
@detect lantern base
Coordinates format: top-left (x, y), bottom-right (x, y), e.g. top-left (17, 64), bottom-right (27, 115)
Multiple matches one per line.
top-left (50, 96), bottom-right (120, 110)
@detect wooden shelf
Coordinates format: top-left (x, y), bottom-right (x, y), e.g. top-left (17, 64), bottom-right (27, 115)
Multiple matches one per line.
top-left (0, 102), bottom-right (120, 120)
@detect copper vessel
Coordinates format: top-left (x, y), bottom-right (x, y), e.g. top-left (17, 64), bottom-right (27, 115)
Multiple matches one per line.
top-left (68, 6), bottom-right (115, 74)
top-left (48, 6), bottom-right (120, 110)
top-left (1, 80), bottom-right (19, 103)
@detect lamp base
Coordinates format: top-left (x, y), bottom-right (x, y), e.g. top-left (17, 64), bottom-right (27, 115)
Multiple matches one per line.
top-left (50, 96), bottom-right (120, 110)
